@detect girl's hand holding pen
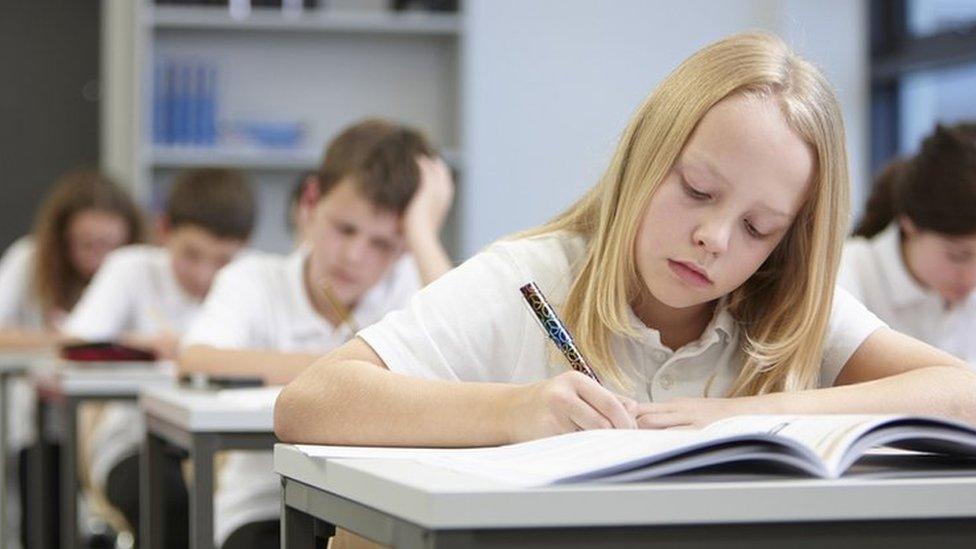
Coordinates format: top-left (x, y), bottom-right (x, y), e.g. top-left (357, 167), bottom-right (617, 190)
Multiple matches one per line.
top-left (505, 370), bottom-right (639, 443)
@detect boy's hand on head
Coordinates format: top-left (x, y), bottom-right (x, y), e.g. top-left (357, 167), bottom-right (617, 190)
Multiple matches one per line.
top-left (633, 396), bottom-right (753, 430)
top-left (404, 155), bottom-right (455, 242)
top-left (506, 371), bottom-right (637, 443)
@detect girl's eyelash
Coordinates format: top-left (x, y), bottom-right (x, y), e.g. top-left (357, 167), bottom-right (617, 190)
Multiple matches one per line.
top-left (683, 182), bottom-right (710, 200)
top-left (744, 220), bottom-right (767, 238)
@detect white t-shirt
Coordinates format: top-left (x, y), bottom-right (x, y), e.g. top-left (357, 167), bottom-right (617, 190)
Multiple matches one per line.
top-left (0, 237), bottom-right (43, 329)
top-left (839, 223), bottom-right (976, 364)
top-left (360, 232), bottom-right (886, 402)
top-left (0, 237), bottom-right (46, 451)
top-left (182, 248), bottom-right (420, 546)
top-left (63, 245), bottom-right (204, 489)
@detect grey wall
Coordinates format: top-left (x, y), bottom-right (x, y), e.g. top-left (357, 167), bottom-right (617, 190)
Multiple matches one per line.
top-left (0, 1), bottom-right (102, 250)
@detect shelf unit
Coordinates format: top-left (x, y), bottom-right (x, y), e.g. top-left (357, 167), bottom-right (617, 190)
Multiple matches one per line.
top-left (148, 145), bottom-right (462, 171)
top-left (104, 0), bottom-right (464, 254)
top-left (148, 5), bottom-right (462, 34)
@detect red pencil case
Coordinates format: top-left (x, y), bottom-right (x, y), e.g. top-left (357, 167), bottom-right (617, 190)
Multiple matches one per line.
top-left (60, 342), bottom-right (157, 362)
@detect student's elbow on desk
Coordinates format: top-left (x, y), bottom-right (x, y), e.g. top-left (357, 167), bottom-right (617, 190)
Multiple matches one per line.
top-left (274, 354), bottom-right (341, 443)
top-left (275, 339), bottom-right (385, 443)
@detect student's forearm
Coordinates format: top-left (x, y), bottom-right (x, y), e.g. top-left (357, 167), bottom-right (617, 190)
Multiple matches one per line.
top-left (759, 366), bottom-right (976, 423)
top-left (0, 328), bottom-right (64, 350)
top-left (406, 230), bottom-right (453, 285)
top-left (179, 345), bottom-right (322, 385)
top-left (275, 357), bottom-right (520, 446)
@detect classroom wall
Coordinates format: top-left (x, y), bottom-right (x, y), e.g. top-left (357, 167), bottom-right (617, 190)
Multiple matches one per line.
top-left (460, 0), bottom-right (868, 257)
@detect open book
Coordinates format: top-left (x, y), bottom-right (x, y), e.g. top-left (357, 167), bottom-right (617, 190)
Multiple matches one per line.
top-left (297, 415), bottom-right (976, 487)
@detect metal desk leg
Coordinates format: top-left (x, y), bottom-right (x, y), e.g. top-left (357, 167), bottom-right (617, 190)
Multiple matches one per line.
top-left (141, 429), bottom-right (167, 549)
top-left (0, 371), bottom-right (11, 549)
top-left (280, 478), bottom-right (317, 549)
top-left (28, 391), bottom-right (49, 549)
top-left (60, 396), bottom-right (79, 549)
top-left (190, 433), bottom-right (217, 549)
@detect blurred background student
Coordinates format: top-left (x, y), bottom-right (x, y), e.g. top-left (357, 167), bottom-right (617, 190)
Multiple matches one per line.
top-left (63, 167), bottom-right (256, 547)
top-left (0, 169), bottom-right (144, 347)
top-left (840, 123), bottom-right (976, 364)
top-left (0, 168), bottom-right (144, 548)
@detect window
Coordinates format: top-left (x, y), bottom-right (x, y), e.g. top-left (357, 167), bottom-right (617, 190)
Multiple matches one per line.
top-left (870, 0), bottom-right (976, 169)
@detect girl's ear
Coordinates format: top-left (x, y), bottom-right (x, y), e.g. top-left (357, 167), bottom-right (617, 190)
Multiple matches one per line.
top-left (898, 215), bottom-right (919, 238)
top-left (301, 175), bottom-right (322, 206)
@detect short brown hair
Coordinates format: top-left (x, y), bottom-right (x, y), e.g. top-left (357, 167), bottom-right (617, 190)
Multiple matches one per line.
top-left (33, 169), bottom-right (145, 312)
top-left (855, 122), bottom-right (976, 237)
top-left (317, 119), bottom-right (434, 214)
top-left (166, 168), bottom-right (256, 240)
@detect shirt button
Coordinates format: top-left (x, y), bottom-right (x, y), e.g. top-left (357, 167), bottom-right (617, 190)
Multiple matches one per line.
top-left (658, 374), bottom-right (673, 390)
top-left (652, 350), bottom-right (668, 362)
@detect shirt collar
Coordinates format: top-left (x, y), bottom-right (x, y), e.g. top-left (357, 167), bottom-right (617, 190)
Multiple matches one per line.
top-left (873, 223), bottom-right (936, 308)
top-left (625, 297), bottom-right (735, 351)
top-left (285, 248), bottom-right (353, 339)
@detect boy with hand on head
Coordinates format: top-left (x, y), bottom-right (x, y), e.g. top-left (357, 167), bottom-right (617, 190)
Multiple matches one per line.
top-left (178, 118), bottom-right (454, 549)
top-left (63, 167), bottom-right (256, 547)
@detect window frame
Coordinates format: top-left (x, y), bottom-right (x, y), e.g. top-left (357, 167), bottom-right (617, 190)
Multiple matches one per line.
top-left (870, 0), bottom-right (976, 171)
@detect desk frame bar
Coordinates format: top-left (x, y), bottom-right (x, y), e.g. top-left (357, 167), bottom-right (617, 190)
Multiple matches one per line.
top-left (0, 366), bottom-right (27, 549)
top-left (142, 413), bottom-right (276, 549)
top-left (280, 476), bottom-right (976, 549)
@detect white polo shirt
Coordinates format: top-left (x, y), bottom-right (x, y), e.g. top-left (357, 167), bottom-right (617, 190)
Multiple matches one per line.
top-left (839, 223), bottom-right (976, 364)
top-left (0, 237), bottom-right (43, 329)
top-left (360, 232), bottom-right (886, 401)
top-left (0, 237), bottom-right (46, 451)
top-left (182, 247), bottom-right (420, 546)
top-left (63, 245), bottom-right (204, 489)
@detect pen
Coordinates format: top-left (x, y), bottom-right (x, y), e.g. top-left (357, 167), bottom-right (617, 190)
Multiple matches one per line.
top-left (519, 281), bottom-right (602, 385)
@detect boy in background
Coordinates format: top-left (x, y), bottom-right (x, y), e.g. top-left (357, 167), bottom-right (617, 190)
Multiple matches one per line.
top-left (180, 119), bottom-right (454, 548)
top-left (64, 167), bottom-right (256, 547)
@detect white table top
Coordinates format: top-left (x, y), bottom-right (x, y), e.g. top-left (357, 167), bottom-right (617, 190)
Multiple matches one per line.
top-left (0, 351), bottom-right (51, 372)
top-left (141, 385), bottom-right (280, 432)
top-left (31, 359), bottom-right (175, 396)
top-left (274, 443), bottom-right (976, 529)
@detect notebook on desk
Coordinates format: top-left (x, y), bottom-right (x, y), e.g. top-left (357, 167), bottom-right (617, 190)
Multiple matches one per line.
top-left (60, 341), bottom-right (156, 362)
top-left (297, 414), bottom-right (976, 487)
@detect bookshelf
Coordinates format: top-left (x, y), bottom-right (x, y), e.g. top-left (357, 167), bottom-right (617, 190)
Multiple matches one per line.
top-left (103, 0), bottom-right (464, 254)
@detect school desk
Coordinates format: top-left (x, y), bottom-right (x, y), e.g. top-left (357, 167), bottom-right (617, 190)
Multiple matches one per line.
top-left (141, 386), bottom-right (279, 549)
top-left (31, 360), bottom-right (174, 549)
top-left (274, 443), bottom-right (976, 548)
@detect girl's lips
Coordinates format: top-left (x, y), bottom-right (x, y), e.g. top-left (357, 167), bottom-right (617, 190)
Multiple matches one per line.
top-left (667, 259), bottom-right (713, 288)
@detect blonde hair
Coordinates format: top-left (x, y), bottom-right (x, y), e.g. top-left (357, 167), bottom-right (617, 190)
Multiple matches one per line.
top-left (521, 32), bottom-right (849, 396)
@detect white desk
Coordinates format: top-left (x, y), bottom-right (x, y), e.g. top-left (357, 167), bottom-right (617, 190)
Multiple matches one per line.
top-left (31, 360), bottom-right (174, 549)
top-left (140, 386), bottom-right (280, 549)
top-left (0, 352), bottom-right (46, 549)
top-left (275, 444), bottom-right (976, 548)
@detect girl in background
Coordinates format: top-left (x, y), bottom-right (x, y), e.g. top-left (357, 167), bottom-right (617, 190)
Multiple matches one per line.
top-left (0, 168), bottom-right (144, 344)
top-left (841, 123), bottom-right (976, 364)
top-left (0, 168), bottom-right (143, 549)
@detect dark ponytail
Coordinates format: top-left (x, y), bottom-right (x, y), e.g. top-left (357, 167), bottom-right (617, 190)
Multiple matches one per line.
top-left (854, 122), bottom-right (976, 238)
top-left (853, 157), bottom-right (909, 237)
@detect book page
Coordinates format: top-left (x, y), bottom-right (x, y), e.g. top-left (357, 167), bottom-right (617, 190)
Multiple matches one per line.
top-left (418, 429), bottom-right (733, 486)
top-left (298, 429), bottom-right (718, 486)
top-left (703, 415), bottom-right (900, 475)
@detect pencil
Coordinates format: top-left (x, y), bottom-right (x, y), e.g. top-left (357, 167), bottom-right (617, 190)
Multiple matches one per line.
top-left (319, 281), bottom-right (361, 334)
